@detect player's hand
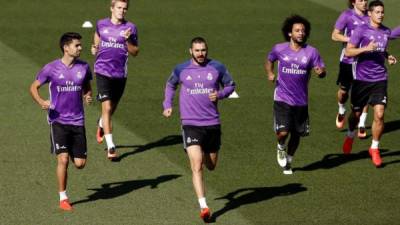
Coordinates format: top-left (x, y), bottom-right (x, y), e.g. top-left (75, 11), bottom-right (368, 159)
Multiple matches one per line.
top-left (365, 40), bottom-right (378, 52)
top-left (314, 66), bottom-right (326, 78)
top-left (209, 90), bottom-right (218, 102)
top-left (91, 44), bottom-right (98, 55)
top-left (40, 100), bottom-right (51, 110)
top-left (84, 95), bottom-right (93, 105)
top-left (163, 108), bottom-right (172, 117)
top-left (388, 55), bottom-right (397, 65)
top-left (123, 28), bottom-right (132, 40)
top-left (268, 73), bottom-right (275, 82)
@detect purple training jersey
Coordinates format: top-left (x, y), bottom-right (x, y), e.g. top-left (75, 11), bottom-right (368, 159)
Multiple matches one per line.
top-left (390, 25), bottom-right (400, 39)
top-left (350, 23), bottom-right (391, 82)
top-left (94, 18), bottom-right (138, 78)
top-left (268, 42), bottom-right (325, 106)
top-left (36, 59), bottom-right (92, 126)
top-left (334, 9), bottom-right (369, 64)
top-left (163, 59), bottom-right (235, 126)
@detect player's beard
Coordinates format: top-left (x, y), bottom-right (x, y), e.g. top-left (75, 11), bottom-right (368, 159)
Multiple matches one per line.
top-left (192, 54), bottom-right (207, 65)
top-left (293, 37), bottom-right (307, 45)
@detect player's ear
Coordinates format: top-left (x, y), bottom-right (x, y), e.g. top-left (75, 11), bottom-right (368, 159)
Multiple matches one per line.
top-left (189, 48), bottom-right (193, 55)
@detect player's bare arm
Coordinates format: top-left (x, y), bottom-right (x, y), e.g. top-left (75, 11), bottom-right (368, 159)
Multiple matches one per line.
top-left (265, 59), bottom-right (276, 82)
top-left (91, 32), bottom-right (100, 55)
top-left (83, 81), bottom-right (93, 105)
top-left (331, 28), bottom-right (350, 43)
top-left (345, 41), bottom-right (377, 57)
top-left (29, 80), bottom-right (50, 110)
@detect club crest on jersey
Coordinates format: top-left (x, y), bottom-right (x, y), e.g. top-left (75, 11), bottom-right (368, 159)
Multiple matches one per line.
top-left (119, 29), bottom-right (130, 37)
top-left (301, 56), bottom-right (308, 63)
top-left (207, 73), bottom-right (213, 80)
top-left (77, 71), bottom-right (83, 79)
top-left (58, 74), bottom-right (65, 79)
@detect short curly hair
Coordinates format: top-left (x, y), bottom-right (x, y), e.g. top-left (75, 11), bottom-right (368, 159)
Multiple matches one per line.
top-left (281, 15), bottom-right (311, 42)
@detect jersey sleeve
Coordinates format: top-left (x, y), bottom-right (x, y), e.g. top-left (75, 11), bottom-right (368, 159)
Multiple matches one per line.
top-left (311, 48), bottom-right (325, 69)
top-left (85, 64), bottom-right (93, 82)
top-left (267, 45), bottom-right (278, 62)
top-left (163, 66), bottom-right (181, 109)
top-left (216, 64), bottom-right (235, 99)
top-left (349, 26), bottom-right (362, 46)
top-left (390, 26), bottom-right (400, 39)
top-left (128, 24), bottom-right (139, 46)
top-left (334, 11), bottom-right (348, 31)
top-left (36, 64), bottom-right (52, 85)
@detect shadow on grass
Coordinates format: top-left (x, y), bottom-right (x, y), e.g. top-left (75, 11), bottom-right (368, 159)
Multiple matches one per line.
top-left (111, 135), bottom-right (182, 162)
top-left (208, 183), bottom-right (307, 223)
top-left (72, 174), bottom-right (181, 206)
top-left (295, 149), bottom-right (400, 171)
top-left (338, 119), bottom-right (400, 135)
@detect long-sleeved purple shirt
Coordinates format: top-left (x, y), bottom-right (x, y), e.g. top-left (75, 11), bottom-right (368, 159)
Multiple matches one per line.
top-left (163, 59), bottom-right (235, 126)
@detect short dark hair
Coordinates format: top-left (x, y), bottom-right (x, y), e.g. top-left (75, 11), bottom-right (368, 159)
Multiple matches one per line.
top-left (59, 32), bottom-right (82, 53)
top-left (190, 37), bottom-right (207, 48)
top-left (348, 0), bottom-right (355, 9)
top-left (281, 15), bottom-right (311, 42)
top-left (368, 0), bottom-right (384, 11)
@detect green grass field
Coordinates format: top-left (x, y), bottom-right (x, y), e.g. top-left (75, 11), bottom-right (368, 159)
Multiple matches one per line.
top-left (1, 0), bottom-right (400, 224)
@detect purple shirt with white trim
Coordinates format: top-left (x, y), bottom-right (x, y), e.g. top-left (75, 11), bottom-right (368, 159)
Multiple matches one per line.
top-left (94, 18), bottom-right (138, 78)
top-left (268, 42), bottom-right (325, 106)
top-left (163, 59), bottom-right (235, 126)
top-left (350, 23), bottom-right (390, 82)
top-left (334, 9), bottom-right (369, 64)
top-left (36, 59), bottom-right (92, 126)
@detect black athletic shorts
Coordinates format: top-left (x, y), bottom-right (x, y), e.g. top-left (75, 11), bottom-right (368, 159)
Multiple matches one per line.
top-left (336, 62), bottom-right (353, 92)
top-left (351, 80), bottom-right (387, 112)
top-left (50, 122), bottom-right (87, 158)
top-left (273, 101), bottom-right (310, 136)
top-left (182, 125), bottom-right (221, 153)
top-left (96, 73), bottom-right (127, 103)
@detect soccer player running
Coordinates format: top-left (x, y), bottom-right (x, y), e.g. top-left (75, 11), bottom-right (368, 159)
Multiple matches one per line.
top-left (30, 32), bottom-right (93, 211)
top-left (342, 0), bottom-right (397, 167)
top-left (91, 0), bottom-right (139, 160)
top-left (162, 37), bottom-right (235, 221)
top-left (265, 15), bottom-right (326, 175)
top-left (332, 0), bottom-right (370, 138)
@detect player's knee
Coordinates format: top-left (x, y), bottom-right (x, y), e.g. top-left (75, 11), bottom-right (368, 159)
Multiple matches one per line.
top-left (277, 131), bottom-right (289, 138)
top-left (191, 164), bottom-right (203, 173)
top-left (74, 160), bottom-right (86, 169)
top-left (206, 163), bottom-right (216, 171)
top-left (58, 155), bottom-right (69, 166)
